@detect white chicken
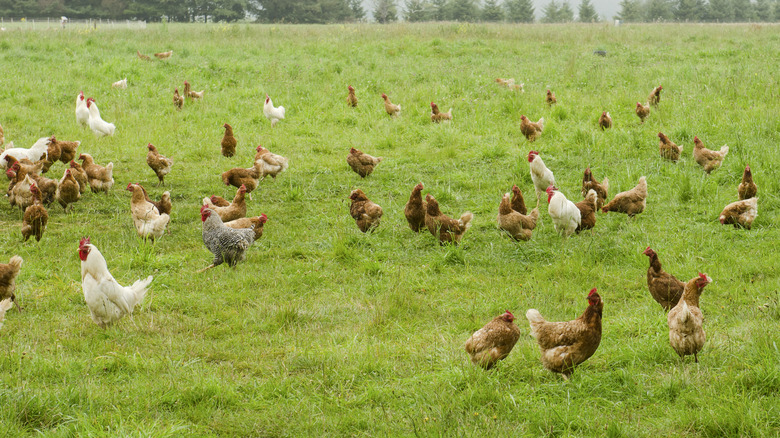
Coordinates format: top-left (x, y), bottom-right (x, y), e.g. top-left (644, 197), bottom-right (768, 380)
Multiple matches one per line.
top-left (75, 91), bottom-right (90, 127)
top-left (112, 78), bottom-right (128, 89)
top-left (254, 145), bottom-right (289, 179)
top-left (528, 150), bottom-right (555, 205)
top-left (0, 298), bottom-right (13, 330)
top-left (86, 97), bottom-right (116, 137)
top-left (0, 137), bottom-right (50, 170)
top-left (263, 94), bottom-right (285, 127)
top-left (546, 185), bottom-right (581, 237)
top-left (78, 237), bottom-right (153, 328)
top-left (127, 183), bottom-right (170, 240)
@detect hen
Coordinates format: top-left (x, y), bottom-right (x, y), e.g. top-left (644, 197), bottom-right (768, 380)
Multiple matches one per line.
top-left (719, 197), bottom-right (757, 229)
top-left (510, 185), bottom-right (527, 215)
top-left (648, 85), bottom-right (663, 107)
top-left (643, 247), bottom-right (684, 311)
top-left (598, 111), bottom-right (612, 130)
top-left (668, 273), bottom-right (710, 362)
top-left (138, 184), bottom-right (172, 215)
top-left (154, 50), bottom-right (173, 59)
top-left (497, 192), bottom-right (539, 241)
top-left (79, 153), bottom-right (114, 194)
top-left (263, 94), bottom-right (285, 126)
top-left (349, 189), bottom-right (383, 233)
top-left (221, 162), bottom-right (261, 195)
top-left (75, 91), bottom-right (90, 127)
top-left (580, 167), bottom-right (609, 210)
top-left (464, 310), bottom-right (521, 369)
top-left (347, 85), bottom-right (358, 107)
top-left (29, 173), bottom-right (58, 206)
top-left (69, 160), bottom-right (89, 194)
top-left (424, 194), bottom-right (473, 245)
top-left (526, 288), bottom-right (603, 379)
top-left (601, 176), bottom-right (647, 217)
top-left (127, 183), bottom-right (170, 241)
top-left (86, 98), bottom-right (116, 137)
top-left (546, 185), bottom-right (581, 237)
top-left (0, 255), bottom-right (23, 311)
top-left (430, 102), bottom-right (452, 123)
top-left (546, 89), bottom-right (557, 106)
top-left (347, 147), bottom-right (382, 178)
top-left (254, 146), bottom-right (289, 179)
top-left (173, 88), bottom-right (184, 110)
top-left (528, 151), bottom-right (555, 205)
top-left (79, 237), bottom-right (153, 328)
top-left (10, 174), bottom-right (34, 211)
top-left (146, 143), bottom-right (173, 186)
top-left (22, 183), bottom-right (49, 242)
top-left (0, 298), bottom-right (12, 330)
top-left (183, 80), bottom-right (204, 100)
top-left (574, 189), bottom-right (597, 233)
top-left (56, 168), bottom-right (81, 211)
top-left (112, 78), bottom-right (127, 89)
top-left (658, 132), bottom-right (682, 162)
top-left (199, 206), bottom-right (255, 272)
top-left (520, 115), bottom-right (544, 142)
top-left (404, 182), bottom-right (426, 232)
top-left (202, 184), bottom-right (247, 222)
top-left (49, 136), bottom-right (80, 165)
top-left (693, 136), bottom-right (728, 174)
top-left (495, 78), bottom-right (523, 91)
top-left (738, 166), bottom-right (757, 200)
top-left (225, 214), bottom-right (267, 241)
top-left (381, 93), bottom-right (401, 117)
top-left (137, 50), bottom-right (151, 61)
top-left (635, 102), bottom-right (650, 123)
top-left (221, 123), bottom-right (237, 157)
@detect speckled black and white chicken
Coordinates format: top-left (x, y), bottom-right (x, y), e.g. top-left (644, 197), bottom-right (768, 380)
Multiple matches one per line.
top-left (198, 205), bottom-right (255, 272)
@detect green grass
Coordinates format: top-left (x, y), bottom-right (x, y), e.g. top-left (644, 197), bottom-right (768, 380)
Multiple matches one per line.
top-left (1, 22), bottom-right (780, 436)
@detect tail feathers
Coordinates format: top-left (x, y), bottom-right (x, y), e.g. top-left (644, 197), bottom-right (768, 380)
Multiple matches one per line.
top-left (202, 197), bottom-right (213, 208)
top-left (0, 297), bottom-right (13, 313)
top-left (152, 214), bottom-right (170, 236)
top-left (601, 177), bottom-right (609, 193)
top-left (8, 255), bottom-right (23, 270)
top-left (278, 106), bottom-right (286, 118)
top-left (459, 212), bottom-right (474, 229)
top-left (538, 117), bottom-right (545, 128)
top-left (106, 162), bottom-right (114, 177)
top-left (585, 189), bottom-right (598, 208)
top-left (129, 275), bottom-right (153, 308)
top-left (720, 145), bottom-right (729, 156)
top-left (525, 309), bottom-right (545, 336)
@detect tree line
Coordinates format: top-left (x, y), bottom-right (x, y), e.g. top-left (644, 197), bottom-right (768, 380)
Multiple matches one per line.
top-left (0, 0), bottom-right (777, 23)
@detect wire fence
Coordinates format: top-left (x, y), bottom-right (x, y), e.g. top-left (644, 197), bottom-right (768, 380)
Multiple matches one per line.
top-left (0, 17), bottom-right (147, 31)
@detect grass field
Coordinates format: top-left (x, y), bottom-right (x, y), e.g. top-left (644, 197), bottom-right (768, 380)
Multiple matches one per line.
top-left (0, 22), bottom-right (779, 436)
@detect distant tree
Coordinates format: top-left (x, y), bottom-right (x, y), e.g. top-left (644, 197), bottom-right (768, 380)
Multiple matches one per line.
top-left (213, 0), bottom-right (248, 22)
top-left (405, 0), bottom-right (435, 20)
top-left (774, 0), bottom-right (780, 21)
top-left (430, 0), bottom-right (449, 20)
top-left (542, 0), bottom-right (561, 21)
top-left (449, 0), bottom-right (478, 20)
top-left (505, 0), bottom-right (535, 22)
top-left (732, 0), bottom-right (755, 20)
top-left (645, 0), bottom-right (672, 19)
top-left (578, 0), bottom-right (599, 21)
top-left (752, 0), bottom-right (771, 20)
top-left (348, 0), bottom-right (367, 20)
top-left (707, 0), bottom-right (734, 21)
top-left (615, 0), bottom-right (644, 21)
top-left (674, 0), bottom-right (705, 21)
top-left (559, 1), bottom-right (575, 19)
top-left (374, 0), bottom-right (399, 22)
top-left (482, 0), bottom-right (506, 20)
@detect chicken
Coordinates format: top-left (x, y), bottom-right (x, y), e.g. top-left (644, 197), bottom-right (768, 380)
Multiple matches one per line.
top-left (546, 89), bottom-right (557, 106)
top-left (154, 50), bottom-right (172, 59)
top-left (635, 102), bottom-right (650, 123)
top-left (173, 88), bottom-right (184, 110)
top-left (56, 168), bottom-right (81, 211)
top-left (574, 189), bottom-right (597, 233)
top-left (199, 206), bottom-right (255, 272)
top-left (22, 183), bottom-right (48, 242)
top-left (75, 91), bottom-right (90, 127)
top-left (221, 162), bottom-right (261, 195)
top-left (49, 136), bottom-right (80, 165)
top-left (526, 288), bottom-right (603, 379)
top-left (430, 102), bottom-right (452, 123)
top-left (207, 195), bottom-right (230, 208)
top-left (86, 98), bottom-right (116, 137)
top-left (424, 194), bottom-right (473, 245)
top-left (202, 184), bottom-right (247, 222)
top-left (349, 189), bottom-right (383, 233)
top-left (1, 137), bottom-right (50, 170)
top-left (404, 182), bottom-right (426, 232)
top-left (29, 173), bottom-right (58, 206)
top-left (6, 158), bottom-right (43, 182)
top-left (580, 167), bottom-right (609, 211)
top-left (0, 255), bottom-right (23, 311)
top-left (347, 147), bottom-right (382, 178)
top-left (127, 183), bottom-right (170, 240)
top-left (598, 111), bottom-right (612, 130)
top-left (112, 78), bottom-right (127, 89)
top-left (648, 85), bottom-right (663, 107)
top-left (693, 136), bottom-right (728, 174)
top-left (221, 123), bottom-right (237, 157)
top-left (225, 214), bottom-right (267, 241)
top-left (183, 80), bottom-right (204, 100)
top-left (546, 186), bottom-right (581, 238)
top-left (263, 94), bottom-right (285, 126)
top-left (528, 150), bottom-right (555, 205)
top-left (668, 273), bottom-right (711, 362)
top-left (520, 115), bottom-right (544, 142)
top-left (146, 143), bottom-right (173, 186)
top-left (78, 237), bottom-right (153, 328)
top-left (137, 50), bottom-right (151, 61)
top-left (0, 298), bottom-right (13, 329)
top-left (79, 153), bottom-right (114, 194)
top-left (69, 160), bottom-right (89, 194)
top-left (510, 185), bottom-right (527, 215)
top-left (643, 247), bottom-right (685, 311)
top-left (495, 78), bottom-right (523, 91)
top-left (464, 310), bottom-right (521, 369)
top-left (138, 185), bottom-right (172, 216)
top-left (381, 93), bottom-right (401, 117)
top-left (658, 132), bottom-right (682, 162)
top-left (10, 174), bottom-right (34, 211)
top-left (254, 146), bottom-right (289, 179)
top-left (601, 176), bottom-right (647, 217)
top-left (738, 166), bottom-right (757, 200)
top-left (497, 193), bottom-right (539, 241)
top-left (719, 197), bottom-right (757, 229)
top-left (347, 85), bottom-right (358, 107)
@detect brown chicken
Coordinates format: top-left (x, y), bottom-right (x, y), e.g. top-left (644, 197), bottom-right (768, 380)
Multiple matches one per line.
top-left (546, 89), bottom-right (557, 106)
top-left (668, 273), bottom-right (710, 362)
top-left (495, 78), bottom-right (523, 91)
top-left (50, 136), bottom-right (80, 165)
top-left (635, 102), bottom-right (650, 123)
top-left (719, 197), bottom-right (757, 229)
top-left (598, 111), bottom-right (612, 130)
top-left (207, 195), bottom-right (230, 208)
top-left (347, 147), bottom-right (382, 178)
top-left (381, 93), bottom-right (401, 117)
top-left (510, 185), bottom-right (527, 215)
top-left (254, 146), bottom-right (289, 179)
top-left (221, 162), bottom-right (261, 195)
top-left (146, 143), bottom-right (173, 186)
top-left (526, 288), bottom-right (603, 379)
top-left (464, 310), bottom-right (521, 369)
top-left (738, 166), bottom-right (757, 200)
top-left (497, 193), bottom-right (539, 241)
top-left (601, 176), bottom-right (646, 217)
top-left (138, 184), bottom-right (172, 215)
top-left (56, 168), bottom-right (81, 211)
top-left (424, 194), bottom-right (473, 245)
top-left (0, 255), bottom-right (23, 311)
top-left (574, 189), bottom-right (597, 233)
top-left (69, 160), bottom-right (89, 194)
top-left (643, 247), bottom-right (685, 311)
top-left (430, 102), bottom-right (452, 123)
top-left (22, 183), bottom-right (48, 242)
top-left (154, 50), bottom-right (173, 59)
top-left (349, 189), bottom-right (383, 233)
top-left (693, 136), bottom-right (729, 174)
top-left (173, 88), bottom-right (184, 110)
top-left (202, 184), bottom-right (247, 222)
top-left (137, 50), bottom-right (151, 61)
top-left (183, 80), bottom-right (204, 100)
top-left (10, 174), bottom-right (34, 211)
top-left (658, 132), bottom-right (682, 162)
top-left (79, 153), bottom-right (114, 194)
top-left (30, 173), bottom-right (58, 206)
top-left (648, 85), bottom-right (663, 107)
top-left (404, 182), bottom-right (426, 232)
top-left (581, 168), bottom-right (609, 210)
top-left (5, 157), bottom-right (44, 179)
top-left (225, 214), bottom-right (267, 241)
top-left (347, 85), bottom-right (358, 107)
top-left (520, 115), bottom-right (544, 142)
top-left (221, 123), bottom-right (237, 157)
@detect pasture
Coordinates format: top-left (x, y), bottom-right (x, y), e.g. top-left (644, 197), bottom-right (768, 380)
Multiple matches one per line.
top-left (0, 22), bottom-right (779, 436)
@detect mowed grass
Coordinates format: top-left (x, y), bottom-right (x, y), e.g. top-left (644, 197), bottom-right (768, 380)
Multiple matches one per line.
top-left (1, 22), bottom-right (779, 436)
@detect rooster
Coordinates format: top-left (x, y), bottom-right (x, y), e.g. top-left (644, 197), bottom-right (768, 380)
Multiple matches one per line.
top-left (648, 85), bottom-right (662, 106)
top-left (173, 88), bottom-right (184, 110)
top-left (349, 189), bottom-right (383, 233)
top-left (526, 288), bottom-right (603, 379)
top-left (719, 197), bottom-right (757, 229)
top-left (546, 185), bottom-right (581, 238)
top-left (404, 182), bottom-right (426, 232)
top-left (221, 124), bottom-right (237, 157)
top-left (464, 310), bottom-right (521, 369)
top-left (146, 143), bottom-right (173, 186)
top-left (347, 85), bottom-right (358, 107)
top-left (430, 102), bottom-right (452, 123)
top-left (0, 256), bottom-right (23, 311)
top-left (263, 94), bottom-right (285, 127)
top-left (254, 146), bottom-right (289, 179)
top-left (658, 132), bottom-right (682, 162)
top-left (635, 102), bottom-right (650, 123)
top-left (86, 98), bottom-right (116, 137)
top-left (347, 147), bottom-right (382, 178)
top-left (497, 193), bottom-right (539, 241)
top-left (22, 183), bottom-right (48, 242)
top-left (520, 115), bottom-right (544, 142)
top-left (127, 183), bottom-right (170, 241)
top-left (581, 167), bottom-right (609, 210)
top-left (738, 166), bottom-right (757, 200)
top-left (643, 247), bottom-right (684, 311)
top-left (75, 91), bottom-right (90, 127)
top-left (545, 89), bottom-right (557, 106)
top-left (693, 136), bottom-right (728, 174)
top-left (528, 151), bottom-right (555, 206)
top-left (601, 176), bottom-right (647, 217)
top-left (78, 238), bottom-right (153, 328)
top-left (381, 93), bottom-right (401, 117)
top-left (79, 153), bottom-right (114, 194)
top-left (199, 206), bottom-right (255, 272)
top-left (424, 194), bottom-right (473, 245)
top-left (598, 111), bottom-right (612, 130)
top-left (668, 273), bottom-right (710, 362)
top-left (112, 78), bottom-right (127, 89)
top-left (154, 50), bottom-right (173, 59)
